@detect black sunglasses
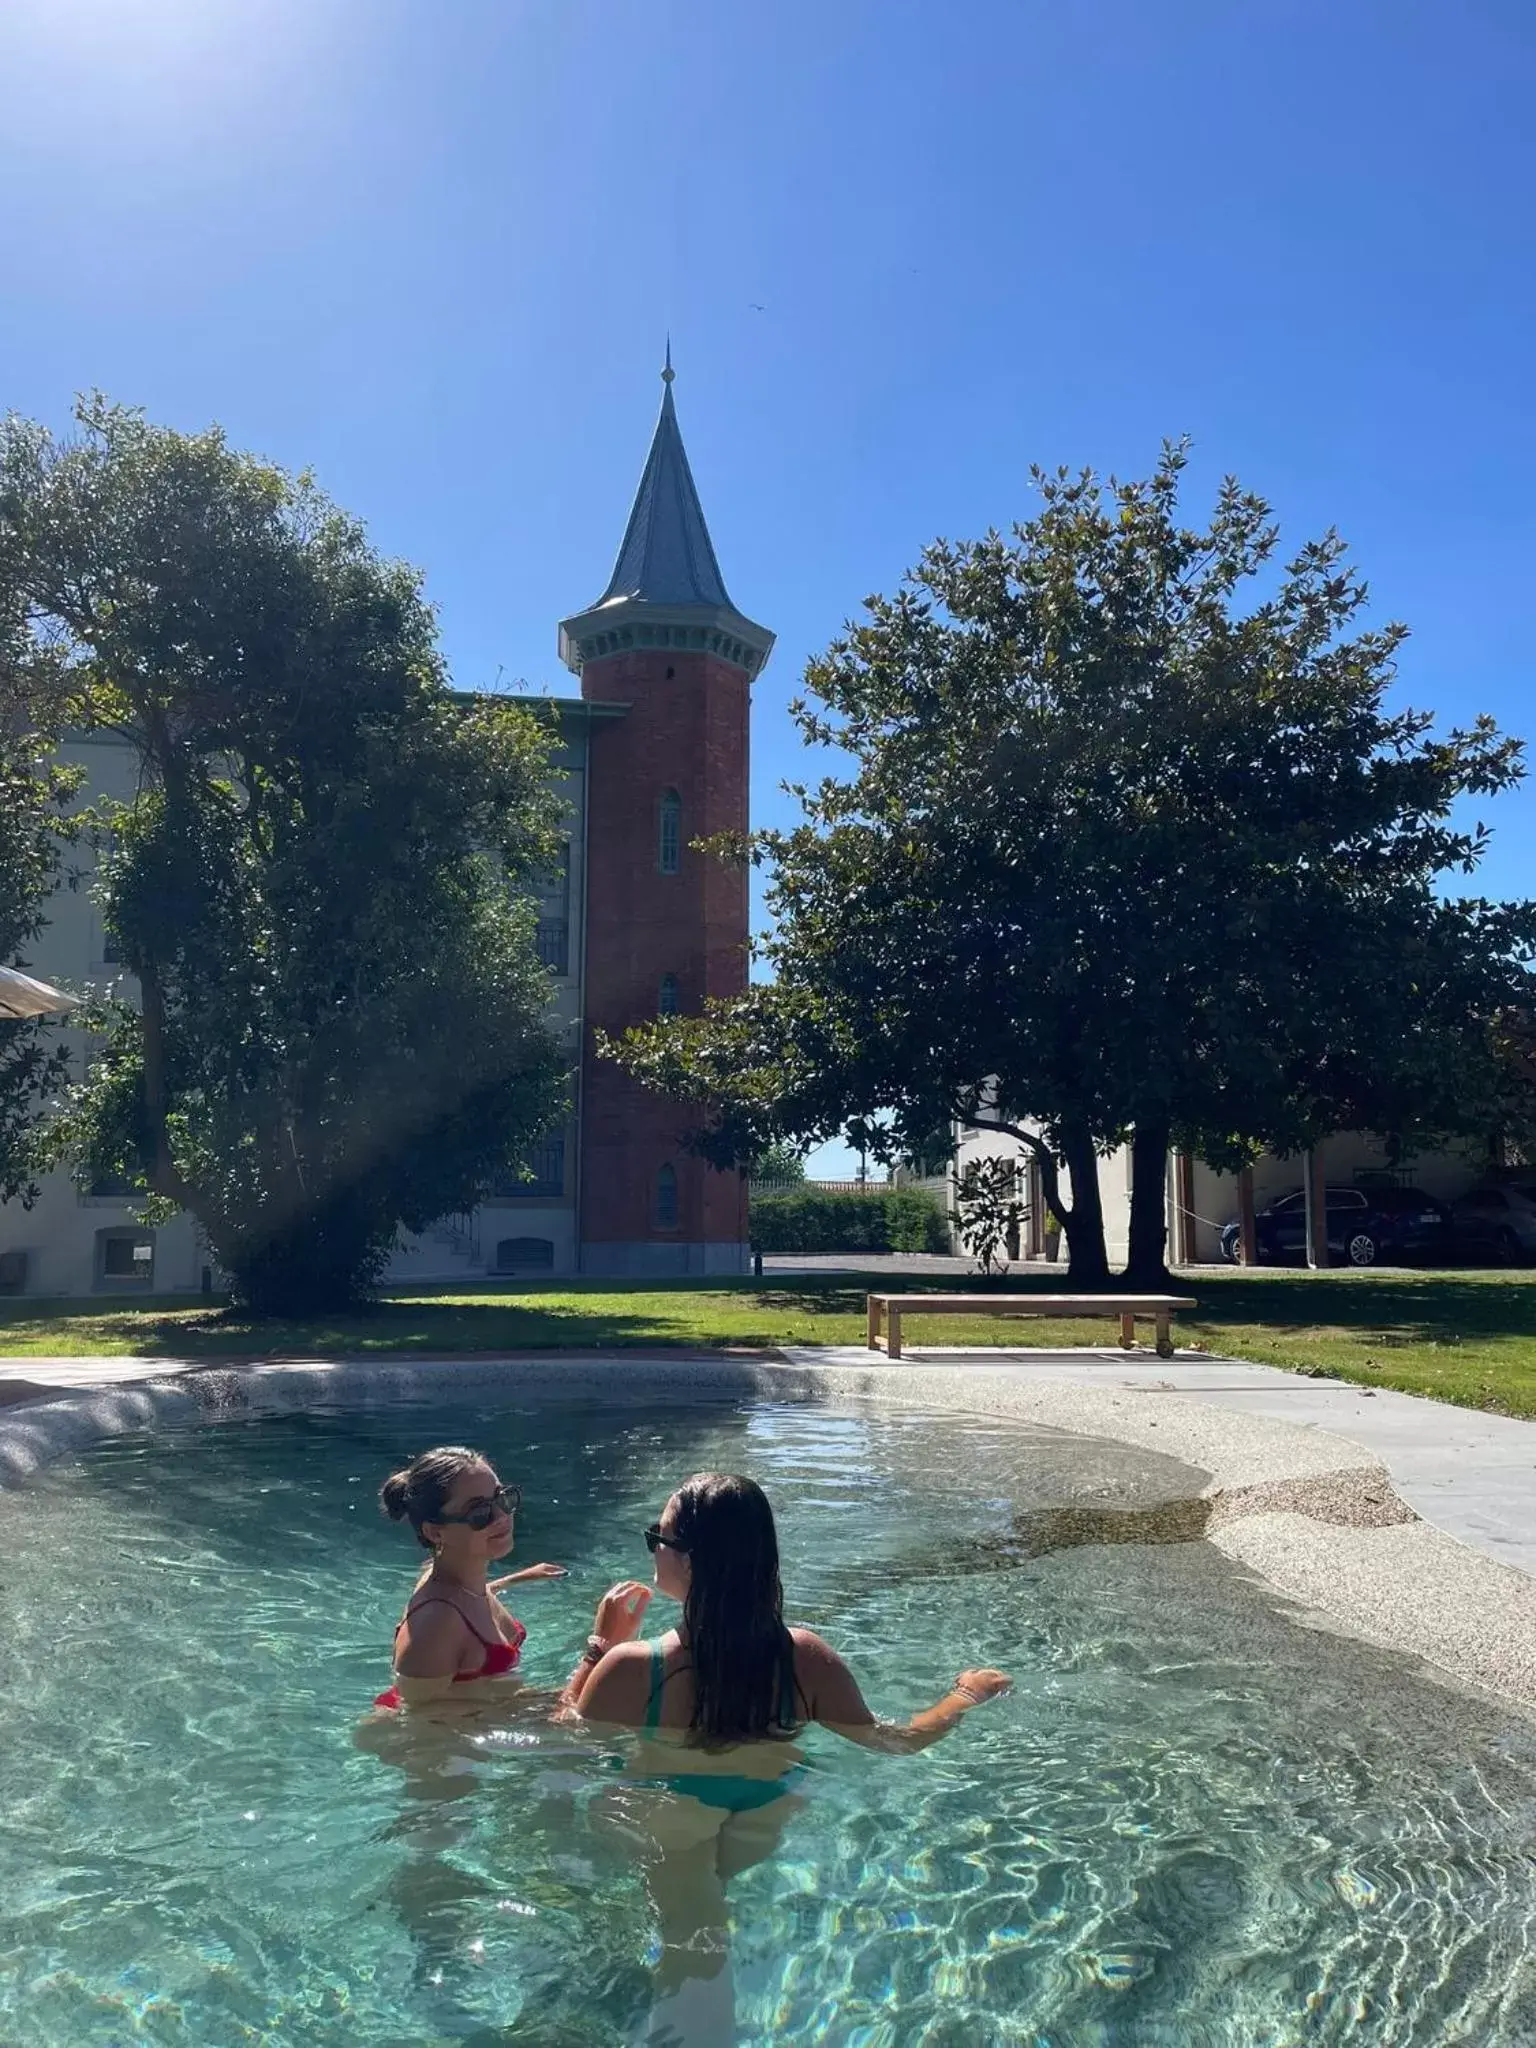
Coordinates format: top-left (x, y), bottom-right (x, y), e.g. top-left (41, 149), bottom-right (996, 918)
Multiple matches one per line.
top-left (437, 1482), bottom-right (521, 1530)
top-left (644, 1522), bottom-right (688, 1555)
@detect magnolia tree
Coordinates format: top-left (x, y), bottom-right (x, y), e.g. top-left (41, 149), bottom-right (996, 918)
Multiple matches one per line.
top-left (0, 603), bottom-right (81, 1205)
top-left (609, 444), bottom-right (1535, 1287)
top-left (0, 400), bottom-right (567, 1312)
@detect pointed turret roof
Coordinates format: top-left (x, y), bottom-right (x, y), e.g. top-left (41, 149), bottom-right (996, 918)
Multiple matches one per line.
top-left (596, 343), bottom-right (733, 610)
top-left (559, 352), bottom-right (774, 681)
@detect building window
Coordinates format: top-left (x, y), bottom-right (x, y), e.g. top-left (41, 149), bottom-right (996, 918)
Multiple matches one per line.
top-left (97, 1228), bottom-right (154, 1287)
top-left (658, 790), bottom-right (681, 875)
top-left (536, 919), bottom-right (569, 974)
top-left (494, 1236), bottom-right (555, 1274)
top-left (491, 1135), bottom-right (566, 1200)
top-left (536, 843), bottom-right (570, 912)
top-left (656, 1163), bottom-right (678, 1230)
top-left (658, 974), bottom-right (679, 1017)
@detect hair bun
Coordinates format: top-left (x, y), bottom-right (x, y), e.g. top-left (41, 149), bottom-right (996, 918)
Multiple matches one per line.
top-left (379, 1471), bottom-right (412, 1520)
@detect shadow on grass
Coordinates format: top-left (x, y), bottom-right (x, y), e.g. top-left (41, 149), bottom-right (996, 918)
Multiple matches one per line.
top-left (0, 1267), bottom-right (1531, 1360)
top-left (1187, 1270), bottom-right (1536, 1343)
top-left (750, 1269), bottom-right (1536, 1348)
top-left (0, 1277), bottom-right (874, 1359)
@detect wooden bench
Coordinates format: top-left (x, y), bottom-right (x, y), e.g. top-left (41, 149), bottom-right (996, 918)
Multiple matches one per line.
top-left (865, 1292), bottom-right (1198, 1361)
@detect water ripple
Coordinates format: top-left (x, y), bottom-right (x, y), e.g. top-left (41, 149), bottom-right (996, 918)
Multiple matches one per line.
top-left (1, 1395), bottom-right (1533, 2045)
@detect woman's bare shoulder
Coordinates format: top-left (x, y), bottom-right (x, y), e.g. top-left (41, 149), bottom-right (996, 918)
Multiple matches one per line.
top-left (577, 1639), bottom-right (654, 1722)
top-left (401, 1592), bottom-right (473, 1634)
top-left (394, 1599), bottom-right (474, 1677)
top-left (789, 1626), bottom-right (842, 1663)
top-left (596, 1639), bottom-right (652, 1667)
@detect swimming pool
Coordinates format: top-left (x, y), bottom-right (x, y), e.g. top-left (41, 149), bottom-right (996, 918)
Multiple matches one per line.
top-left (2, 1384), bottom-right (1534, 2045)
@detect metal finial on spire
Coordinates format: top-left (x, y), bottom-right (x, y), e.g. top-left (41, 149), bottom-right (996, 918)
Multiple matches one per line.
top-left (662, 335), bottom-right (675, 386)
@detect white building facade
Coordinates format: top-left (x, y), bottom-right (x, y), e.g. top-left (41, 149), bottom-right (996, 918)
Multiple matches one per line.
top-left (0, 706), bottom-right (599, 1301)
top-left (953, 1116), bottom-right (1492, 1268)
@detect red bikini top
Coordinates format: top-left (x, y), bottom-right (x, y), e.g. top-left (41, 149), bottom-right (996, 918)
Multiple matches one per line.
top-left (374, 1597), bottom-right (526, 1709)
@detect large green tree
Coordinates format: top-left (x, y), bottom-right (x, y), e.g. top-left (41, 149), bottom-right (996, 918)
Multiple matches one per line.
top-left (0, 398), bottom-right (566, 1312)
top-left (612, 444), bottom-right (1534, 1285)
top-left (0, 600), bottom-right (81, 1205)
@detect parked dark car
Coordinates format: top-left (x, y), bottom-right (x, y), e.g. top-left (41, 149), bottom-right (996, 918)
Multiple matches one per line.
top-left (1449, 1184), bottom-right (1536, 1266)
top-left (1220, 1184), bottom-right (1450, 1267)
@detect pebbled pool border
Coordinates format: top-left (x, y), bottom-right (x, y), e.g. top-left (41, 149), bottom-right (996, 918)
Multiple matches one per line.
top-left (1, 1351), bottom-right (1532, 1714)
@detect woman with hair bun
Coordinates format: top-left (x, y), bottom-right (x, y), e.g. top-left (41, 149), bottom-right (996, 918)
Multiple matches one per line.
top-left (374, 1444), bottom-right (566, 1711)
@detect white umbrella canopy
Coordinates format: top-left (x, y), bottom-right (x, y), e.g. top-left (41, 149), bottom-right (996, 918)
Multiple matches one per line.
top-left (0, 965), bottom-right (80, 1020)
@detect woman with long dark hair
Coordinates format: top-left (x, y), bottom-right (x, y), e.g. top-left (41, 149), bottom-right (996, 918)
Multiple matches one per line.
top-left (567, 1470), bottom-right (1009, 1755)
top-left (566, 1472), bottom-right (1008, 2039)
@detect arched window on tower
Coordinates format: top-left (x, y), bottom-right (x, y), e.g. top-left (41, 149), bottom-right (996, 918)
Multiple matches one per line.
top-left (656, 1163), bottom-right (679, 1230)
top-left (658, 790), bottom-right (681, 875)
top-left (658, 974), bottom-right (679, 1017)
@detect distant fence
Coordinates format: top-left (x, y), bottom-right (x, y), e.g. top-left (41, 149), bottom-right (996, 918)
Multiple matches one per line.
top-left (750, 1177), bottom-right (886, 1197)
top-left (750, 1175), bottom-right (952, 1196)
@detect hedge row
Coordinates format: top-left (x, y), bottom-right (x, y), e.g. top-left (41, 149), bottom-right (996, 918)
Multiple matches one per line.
top-left (748, 1187), bottom-right (949, 1255)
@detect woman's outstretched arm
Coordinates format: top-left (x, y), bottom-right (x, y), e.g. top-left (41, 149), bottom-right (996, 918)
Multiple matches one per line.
top-left (558, 1580), bottom-right (654, 1712)
top-left (791, 1628), bottom-right (1009, 1753)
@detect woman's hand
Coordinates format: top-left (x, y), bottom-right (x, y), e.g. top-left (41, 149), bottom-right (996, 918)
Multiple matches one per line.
top-left (490, 1564), bottom-right (567, 1587)
top-left (954, 1667), bottom-right (1011, 1703)
top-left (593, 1579), bottom-right (652, 1644)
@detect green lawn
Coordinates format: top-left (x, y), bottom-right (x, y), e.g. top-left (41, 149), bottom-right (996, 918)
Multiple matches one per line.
top-left (2, 1268), bottom-right (1534, 1418)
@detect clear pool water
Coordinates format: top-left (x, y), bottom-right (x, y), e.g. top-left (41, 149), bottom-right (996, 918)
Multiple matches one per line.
top-left (2, 1388), bottom-right (1535, 2046)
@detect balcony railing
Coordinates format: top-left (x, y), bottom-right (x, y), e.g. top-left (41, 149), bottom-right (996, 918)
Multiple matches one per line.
top-left (491, 1136), bottom-right (566, 1200)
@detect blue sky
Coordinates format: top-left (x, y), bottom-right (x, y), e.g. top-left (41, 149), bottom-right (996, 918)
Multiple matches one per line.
top-left (3, 0), bottom-right (1532, 1174)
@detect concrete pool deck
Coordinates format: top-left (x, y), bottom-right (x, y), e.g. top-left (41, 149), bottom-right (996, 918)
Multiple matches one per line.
top-left (2, 1343), bottom-right (1534, 1713)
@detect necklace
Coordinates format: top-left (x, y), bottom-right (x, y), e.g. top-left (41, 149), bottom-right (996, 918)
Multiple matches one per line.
top-left (430, 1567), bottom-right (488, 1602)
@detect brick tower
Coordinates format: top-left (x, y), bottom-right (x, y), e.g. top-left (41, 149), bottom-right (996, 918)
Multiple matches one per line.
top-left (559, 353), bottom-right (774, 1275)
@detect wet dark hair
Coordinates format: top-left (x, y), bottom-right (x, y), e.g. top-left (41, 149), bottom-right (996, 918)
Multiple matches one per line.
top-left (670, 1473), bottom-right (799, 1744)
top-left (380, 1445), bottom-right (486, 1550)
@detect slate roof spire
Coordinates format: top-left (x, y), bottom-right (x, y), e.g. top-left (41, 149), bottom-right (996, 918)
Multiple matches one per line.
top-left (595, 346), bottom-right (734, 611)
top-left (559, 351), bottom-right (775, 682)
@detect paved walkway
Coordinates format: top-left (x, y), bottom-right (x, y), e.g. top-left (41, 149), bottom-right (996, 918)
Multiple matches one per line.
top-left (4, 1344), bottom-right (1535, 1580)
top-left (0, 1354), bottom-right (194, 1407)
top-left (790, 1345), bottom-right (1536, 1579)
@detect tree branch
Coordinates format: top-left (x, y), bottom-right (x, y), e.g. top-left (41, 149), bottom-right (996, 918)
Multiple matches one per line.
top-left (954, 1105), bottom-right (1069, 1225)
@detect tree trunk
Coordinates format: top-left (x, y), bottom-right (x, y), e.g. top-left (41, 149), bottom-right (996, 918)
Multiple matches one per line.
top-left (137, 960), bottom-right (190, 1207)
top-left (223, 1194), bottom-right (382, 1315)
top-left (1058, 1119), bottom-right (1111, 1288)
top-left (1124, 1117), bottom-right (1172, 1290)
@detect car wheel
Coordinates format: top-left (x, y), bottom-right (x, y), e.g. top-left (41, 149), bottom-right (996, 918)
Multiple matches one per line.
top-left (1346, 1232), bottom-right (1378, 1267)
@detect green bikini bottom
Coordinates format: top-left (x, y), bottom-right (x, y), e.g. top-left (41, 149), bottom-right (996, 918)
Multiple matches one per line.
top-left (643, 1764), bottom-right (809, 1814)
top-left (612, 1754), bottom-right (810, 1814)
